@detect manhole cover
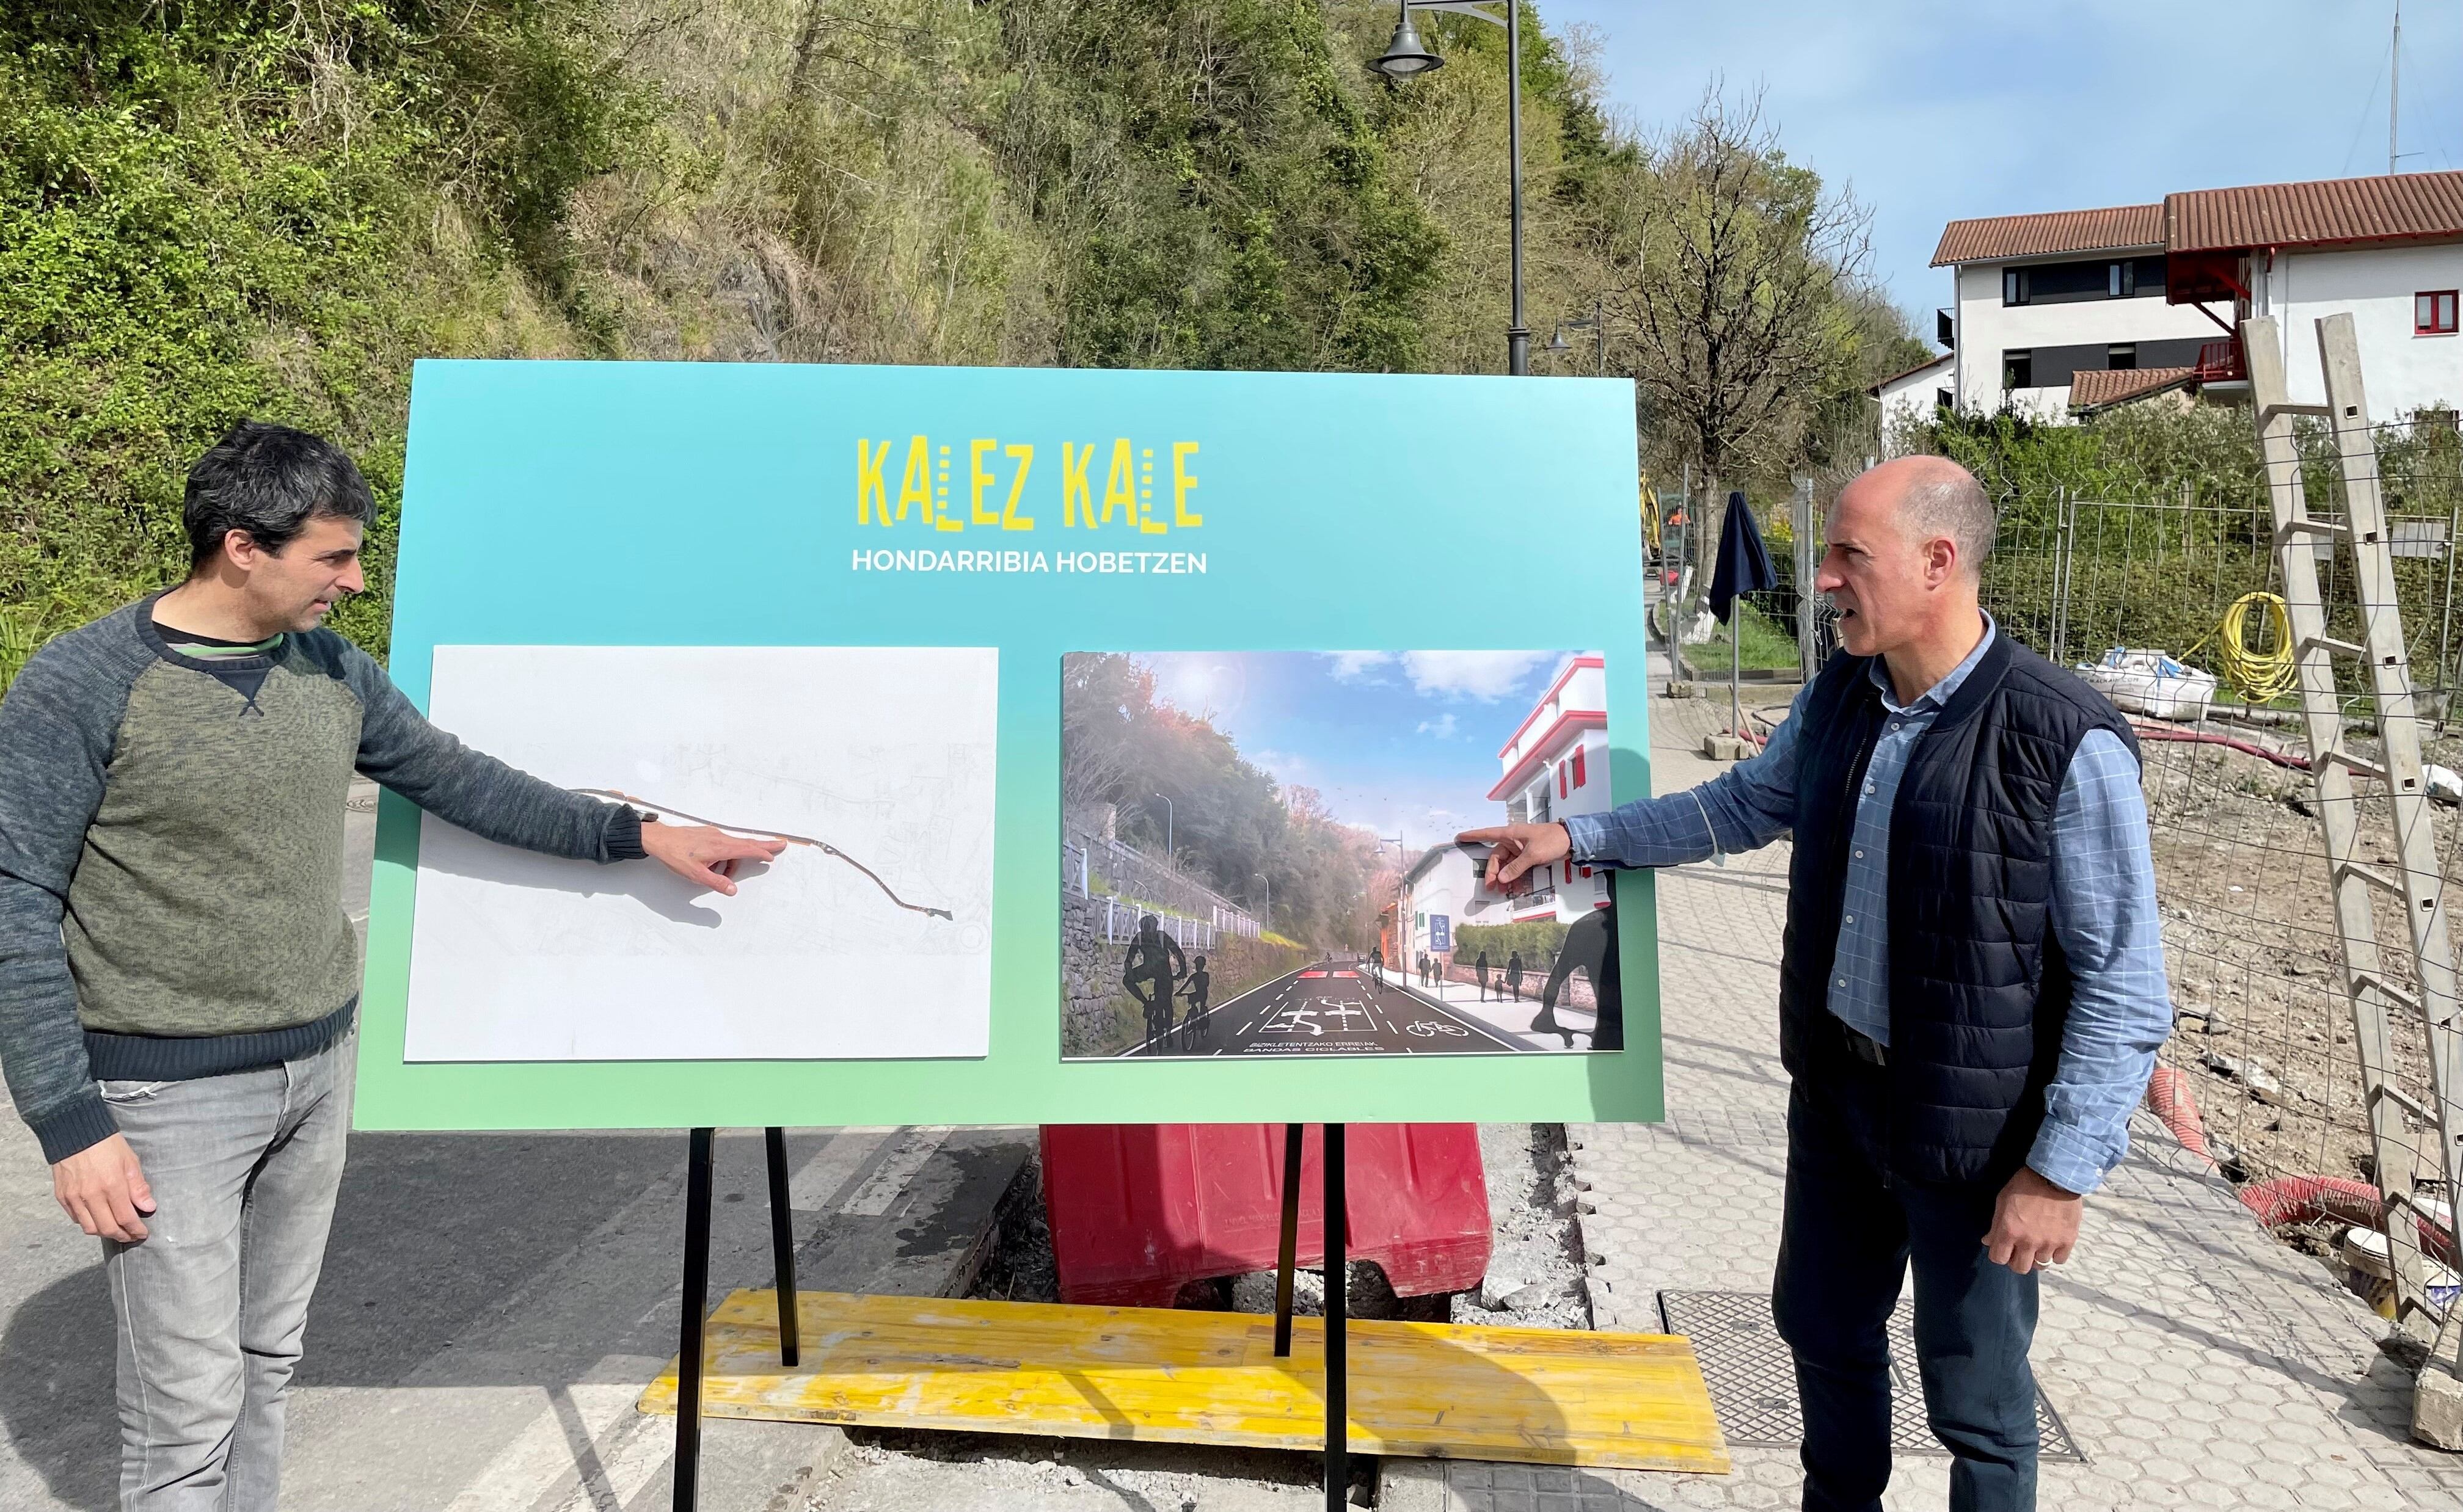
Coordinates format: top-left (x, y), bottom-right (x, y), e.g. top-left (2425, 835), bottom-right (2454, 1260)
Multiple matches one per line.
top-left (1659, 1290), bottom-right (2083, 1461)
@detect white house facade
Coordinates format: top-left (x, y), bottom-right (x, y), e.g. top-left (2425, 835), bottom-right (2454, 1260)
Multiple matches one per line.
top-left (1933, 203), bottom-right (2233, 418)
top-left (2236, 240), bottom-right (2462, 412)
top-left (1932, 170), bottom-right (2463, 422)
top-left (1484, 654), bottom-right (1612, 925)
top-left (1395, 843), bottom-right (1477, 970)
top-left (1870, 352), bottom-right (1955, 452)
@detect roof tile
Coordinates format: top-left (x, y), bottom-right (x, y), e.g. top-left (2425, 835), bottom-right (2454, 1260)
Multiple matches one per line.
top-left (2068, 366), bottom-right (2197, 410)
top-left (1932, 204), bottom-right (2162, 266)
top-left (2166, 170), bottom-right (2463, 253)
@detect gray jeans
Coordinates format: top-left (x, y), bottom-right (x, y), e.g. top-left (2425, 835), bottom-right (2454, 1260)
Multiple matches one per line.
top-left (98, 1027), bottom-right (355, 1511)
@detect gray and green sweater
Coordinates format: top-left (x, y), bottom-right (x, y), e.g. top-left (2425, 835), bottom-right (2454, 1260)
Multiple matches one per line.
top-left (0, 596), bottom-right (644, 1162)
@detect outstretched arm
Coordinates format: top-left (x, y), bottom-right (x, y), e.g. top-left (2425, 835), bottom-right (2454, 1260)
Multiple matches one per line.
top-left (339, 641), bottom-right (779, 891)
top-left (1462, 685), bottom-right (1808, 886)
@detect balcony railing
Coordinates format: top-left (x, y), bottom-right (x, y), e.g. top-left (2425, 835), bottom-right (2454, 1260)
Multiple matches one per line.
top-left (2194, 338), bottom-right (2247, 382)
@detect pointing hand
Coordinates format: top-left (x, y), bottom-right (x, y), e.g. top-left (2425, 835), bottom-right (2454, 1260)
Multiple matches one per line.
top-left (1455, 822), bottom-right (1572, 888)
top-left (641, 823), bottom-right (787, 896)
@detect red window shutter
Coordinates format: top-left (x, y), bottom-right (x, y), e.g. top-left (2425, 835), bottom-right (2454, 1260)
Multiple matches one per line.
top-left (1572, 744), bottom-right (1587, 788)
top-left (1557, 762), bottom-right (1567, 799)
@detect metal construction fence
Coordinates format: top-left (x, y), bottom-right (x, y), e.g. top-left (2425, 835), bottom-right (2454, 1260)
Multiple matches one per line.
top-left (1974, 413), bottom-right (2463, 1263)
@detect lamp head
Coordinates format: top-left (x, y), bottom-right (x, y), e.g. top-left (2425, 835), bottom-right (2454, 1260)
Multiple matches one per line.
top-left (1370, 5), bottom-right (1443, 78)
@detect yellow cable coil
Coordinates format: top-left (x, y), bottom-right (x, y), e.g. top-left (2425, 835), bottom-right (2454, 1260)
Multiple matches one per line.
top-left (2188, 592), bottom-right (2296, 705)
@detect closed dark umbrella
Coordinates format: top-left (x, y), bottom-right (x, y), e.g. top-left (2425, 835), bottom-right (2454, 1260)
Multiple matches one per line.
top-left (1709, 490), bottom-right (1779, 744)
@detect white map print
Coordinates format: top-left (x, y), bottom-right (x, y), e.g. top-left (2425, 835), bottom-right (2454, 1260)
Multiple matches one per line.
top-left (402, 645), bottom-right (998, 1061)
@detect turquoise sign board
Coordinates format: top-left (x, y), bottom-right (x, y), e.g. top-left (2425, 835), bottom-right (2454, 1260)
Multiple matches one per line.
top-left (356, 358), bottom-right (1660, 1130)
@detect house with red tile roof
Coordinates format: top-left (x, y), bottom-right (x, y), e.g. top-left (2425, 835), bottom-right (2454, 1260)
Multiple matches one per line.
top-left (1928, 170), bottom-right (2463, 421)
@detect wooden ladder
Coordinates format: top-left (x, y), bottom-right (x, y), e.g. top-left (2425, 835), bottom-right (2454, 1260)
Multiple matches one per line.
top-left (2246, 313), bottom-right (2463, 1361)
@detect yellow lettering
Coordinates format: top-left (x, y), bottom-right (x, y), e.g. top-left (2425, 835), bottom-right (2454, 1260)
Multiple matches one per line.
top-left (970, 439), bottom-right (1000, 526)
top-left (1002, 443), bottom-right (1036, 531)
top-left (1172, 442), bottom-right (1202, 528)
top-left (1062, 443), bottom-right (1095, 527)
top-left (1103, 439), bottom-right (1137, 528)
top-left (897, 436), bottom-right (932, 525)
top-left (857, 439), bottom-right (892, 525)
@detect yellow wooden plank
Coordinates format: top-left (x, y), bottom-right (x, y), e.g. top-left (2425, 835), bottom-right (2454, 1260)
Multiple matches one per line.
top-left (637, 1289), bottom-right (1728, 1474)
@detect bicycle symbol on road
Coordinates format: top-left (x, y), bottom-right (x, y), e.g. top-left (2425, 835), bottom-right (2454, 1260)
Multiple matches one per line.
top-left (1405, 1020), bottom-right (1470, 1038)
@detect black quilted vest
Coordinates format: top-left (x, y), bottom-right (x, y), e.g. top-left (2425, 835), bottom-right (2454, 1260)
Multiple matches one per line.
top-left (1778, 631), bottom-right (2138, 1187)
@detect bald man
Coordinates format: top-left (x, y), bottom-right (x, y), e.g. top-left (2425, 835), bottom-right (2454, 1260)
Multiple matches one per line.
top-left (1464, 457), bottom-right (2170, 1512)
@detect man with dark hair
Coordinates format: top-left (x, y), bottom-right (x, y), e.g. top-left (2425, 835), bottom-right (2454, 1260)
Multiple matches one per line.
top-left (1463, 456), bottom-right (2170, 1512)
top-left (0, 421), bottom-right (783, 1511)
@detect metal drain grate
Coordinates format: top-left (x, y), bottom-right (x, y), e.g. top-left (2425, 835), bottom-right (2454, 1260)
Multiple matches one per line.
top-left (1659, 1290), bottom-right (2083, 1461)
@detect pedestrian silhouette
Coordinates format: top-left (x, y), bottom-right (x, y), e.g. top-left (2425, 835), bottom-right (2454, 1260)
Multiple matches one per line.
top-left (1122, 913), bottom-right (1186, 1051)
top-left (1505, 950), bottom-right (1525, 1002)
top-left (1475, 949), bottom-right (1491, 1001)
top-left (1533, 900), bottom-right (1620, 1049)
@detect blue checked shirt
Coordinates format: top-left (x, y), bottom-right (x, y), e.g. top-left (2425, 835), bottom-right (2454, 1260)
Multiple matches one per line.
top-left (1566, 620), bottom-right (2172, 1196)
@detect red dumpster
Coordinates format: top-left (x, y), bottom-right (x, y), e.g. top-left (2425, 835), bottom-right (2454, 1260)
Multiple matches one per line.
top-left (1039, 1123), bottom-right (1491, 1308)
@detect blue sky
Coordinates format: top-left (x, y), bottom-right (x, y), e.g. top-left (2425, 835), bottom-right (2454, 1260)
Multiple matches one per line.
top-left (1134, 650), bottom-right (1599, 848)
top-left (1545, 1), bottom-right (2463, 319)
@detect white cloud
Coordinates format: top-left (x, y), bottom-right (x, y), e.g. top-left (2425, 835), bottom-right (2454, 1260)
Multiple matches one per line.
top-left (1249, 747), bottom-right (1313, 785)
top-left (1400, 650), bottom-right (1555, 702)
top-left (1415, 713), bottom-right (1460, 739)
top-left (1324, 651), bottom-right (1396, 681)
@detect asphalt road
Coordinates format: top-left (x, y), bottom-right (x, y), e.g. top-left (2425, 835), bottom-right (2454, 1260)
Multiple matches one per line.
top-left (1125, 959), bottom-right (1531, 1056)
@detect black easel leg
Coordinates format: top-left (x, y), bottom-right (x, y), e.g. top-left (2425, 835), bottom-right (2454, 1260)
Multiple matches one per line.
top-left (1273, 1122), bottom-right (1303, 1358)
top-left (674, 1127), bottom-right (716, 1512)
top-left (764, 1127), bottom-right (800, 1368)
top-left (1324, 1123), bottom-right (1348, 1511)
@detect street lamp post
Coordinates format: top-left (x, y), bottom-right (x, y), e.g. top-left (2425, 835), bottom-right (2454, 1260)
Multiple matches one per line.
top-left (1151, 792), bottom-right (1173, 870)
top-left (1253, 871), bottom-right (1272, 935)
top-left (1372, 1), bottom-right (1528, 375)
top-left (1379, 830), bottom-right (1409, 983)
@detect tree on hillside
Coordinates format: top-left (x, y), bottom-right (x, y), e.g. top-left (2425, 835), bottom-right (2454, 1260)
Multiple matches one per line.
top-left (1058, 653), bottom-right (1378, 947)
top-left (1589, 89), bottom-right (1876, 545)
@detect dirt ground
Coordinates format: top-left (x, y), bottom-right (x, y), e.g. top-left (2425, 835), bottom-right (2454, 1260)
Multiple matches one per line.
top-left (2136, 719), bottom-right (2455, 1213)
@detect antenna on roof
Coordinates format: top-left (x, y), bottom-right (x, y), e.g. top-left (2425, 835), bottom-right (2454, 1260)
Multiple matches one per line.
top-left (2388, 0), bottom-right (2400, 176)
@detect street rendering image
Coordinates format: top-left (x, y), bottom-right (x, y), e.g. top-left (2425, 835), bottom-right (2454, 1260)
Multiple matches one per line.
top-left (1060, 649), bottom-right (1622, 1059)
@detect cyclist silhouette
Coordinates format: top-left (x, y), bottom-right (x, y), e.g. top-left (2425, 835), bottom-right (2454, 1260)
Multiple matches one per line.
top-left (1178, 955), bottom-right (1211, 1050)
top-left (1122, 914), bottom-right (1186, 1050)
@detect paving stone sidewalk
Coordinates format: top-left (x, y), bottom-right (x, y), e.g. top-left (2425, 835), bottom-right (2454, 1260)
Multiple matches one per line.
top-left (1412, 682), bottom-right (2463, 1512)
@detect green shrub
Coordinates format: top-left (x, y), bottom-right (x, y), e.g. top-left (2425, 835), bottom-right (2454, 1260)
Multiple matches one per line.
top-left (1454, 920), bottom-right (1566, 965)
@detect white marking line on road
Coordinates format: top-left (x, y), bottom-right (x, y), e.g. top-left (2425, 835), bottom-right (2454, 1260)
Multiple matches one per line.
top-left (437, 1380), bottom-right (655, 1512)
top-left (551, 1389), bottom-right (679, 1512)
top-left (1117, 965), bottom-right (1302, 1055)
top-left (1418, 992), bottom-right (1528, 1051)
top-left (841, 1127), bottom-right (950, 1215)
top-left (439, 1130), bottom-right (902, 1512)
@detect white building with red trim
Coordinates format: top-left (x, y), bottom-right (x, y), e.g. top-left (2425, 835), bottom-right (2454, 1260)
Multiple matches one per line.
top-left (1932, 170), bottom-right (2463, 421)
top-left (1486, 653), bottom-right (1613, 924)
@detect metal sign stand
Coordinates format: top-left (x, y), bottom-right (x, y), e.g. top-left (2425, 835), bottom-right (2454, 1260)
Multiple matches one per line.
top-left (674, 1127), bottom-right (801, 1512)
top-left (668, 1123), bottom-right (1355, 1510)
top-left (1270, 1122), bottom-right (1352, 1510)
